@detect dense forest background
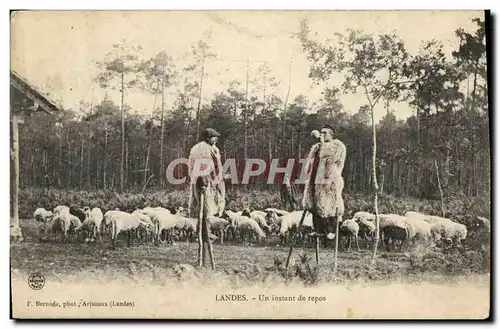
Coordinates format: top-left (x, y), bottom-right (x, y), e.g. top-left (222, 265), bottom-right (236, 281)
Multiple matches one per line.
top-left (15, 17), bottom-right (489, 208)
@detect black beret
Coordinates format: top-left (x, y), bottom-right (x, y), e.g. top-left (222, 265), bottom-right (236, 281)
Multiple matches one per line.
top-left (203, 128), bottom-right (221, 138)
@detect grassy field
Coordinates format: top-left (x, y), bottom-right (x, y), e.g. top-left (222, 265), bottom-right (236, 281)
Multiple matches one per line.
top-left (11, 218), bottom-right (491, 288)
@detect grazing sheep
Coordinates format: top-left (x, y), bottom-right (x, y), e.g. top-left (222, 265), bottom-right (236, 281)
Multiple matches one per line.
top-left (264, 208), bottom-right (289, 217)
top-left (241, 210), bottom-right (272, 238)
top-left (431, 220), bottom-right (467, 247)
top-left (352, 211), bottom-right (376, 222)
top-left (339, 219), bottom-right (360, 252)
top-left (234, 218), bottom-right (267, 244)
top-left (141, 209), bottom-right (186, 245)
top-left (404, 216), bottom-right (433, 246)
top-left (208, 216), bottom-right (229, 244)
top-left (143, 206), bottom-right (171, 214)
top-left (250, 210), bottom-right (268, 218)
top-left (223, 210), bottom-right (267, 244)
top-left (103, 210), bottom-right (151, 248)
top-left (264, 210), bottom-right (282, 234)
top-left (352, 213), bottom-right (376, 248)
top-left (53, 205), bottom-right (70, 217)
top-left (51, 208), bottom-right (80, 243)
top-left (33, 208), bottom-right (54, 235)
top-left (379, 214), bottom-right (410, 251)
top-left (76, 207), bottom-right (104, 242)
top-left (34, 207), bottom-right (53, 222)
top-left (405, 211), bottom-right (452, 225)
top-left (222, 210), bottom-right (248, 242)
top-left (278, 211), bottom-right (313, 245)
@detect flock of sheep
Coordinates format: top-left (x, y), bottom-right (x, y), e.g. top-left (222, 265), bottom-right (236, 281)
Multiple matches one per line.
top-left (32, 204), bottom-right (491, 253)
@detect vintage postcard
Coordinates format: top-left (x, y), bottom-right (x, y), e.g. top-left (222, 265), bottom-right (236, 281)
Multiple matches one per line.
top-left (10, 10), bottom-right (490, 319)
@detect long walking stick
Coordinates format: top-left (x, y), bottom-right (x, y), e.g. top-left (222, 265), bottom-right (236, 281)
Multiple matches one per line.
top-left (197, 192), bottom-right (204, 267)
top-left (315, 235), bottom-right (320, 264)
top-left (203, 211), bottom-right (216, 270)
top-left (285, 209), bottom-right (308, 270)
top-left (333, 214), bottom-right (341, 274)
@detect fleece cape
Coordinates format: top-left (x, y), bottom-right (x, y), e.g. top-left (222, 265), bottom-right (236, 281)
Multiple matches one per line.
top-left (302, 139), bottom-right (347, 219)
top-left (187, 141), bottom-right (226, 219)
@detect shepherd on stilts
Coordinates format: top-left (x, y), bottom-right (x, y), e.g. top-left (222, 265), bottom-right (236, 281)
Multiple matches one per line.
top-left (302, 124), bottom-right (346, 269)
top-left (188, 128), bottom-right (226, 270)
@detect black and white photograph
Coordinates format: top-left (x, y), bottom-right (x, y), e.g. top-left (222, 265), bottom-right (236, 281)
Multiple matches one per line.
top-left (9, 10), bottom-right (491, 319)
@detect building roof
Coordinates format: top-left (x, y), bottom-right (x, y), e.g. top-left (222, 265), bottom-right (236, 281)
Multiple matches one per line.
top-left (10, 70), bottom-right (62, 115)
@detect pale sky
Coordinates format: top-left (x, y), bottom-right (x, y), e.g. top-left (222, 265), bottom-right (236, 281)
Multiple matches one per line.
top-left (11, 10), bottom-right (483, 122)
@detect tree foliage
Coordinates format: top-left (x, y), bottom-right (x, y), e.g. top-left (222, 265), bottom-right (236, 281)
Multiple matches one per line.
top-left (18, 18), bottom-right (489, 217)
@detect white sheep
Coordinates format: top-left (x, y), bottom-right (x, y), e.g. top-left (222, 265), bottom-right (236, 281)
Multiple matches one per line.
top-left (224, 211), bottom-right (268, 244)
top-left (76, 207), bottom-right (104, 242)
top-left (208, 216), bottom-right (229, 244)
top-left (250, 210), bottom-right (267, 218)
top-left (234, 218), bottom-right (267, 244)
top-left (339, 219), bottom-right (360, 252)
top-left (431, 220), bottom-right (467, 247)
top-left (405, 211), bottom-right (452, 225)
top-left (241, 210), bottom-right (272, 238)
top-left (357, 218), bottom-right (376, 248)
top-left (103, 210), bottom-right (151, 248)
top-left (53, 205), bottom-right (70, 217)
top-left (143, 210), bottom-right (183, 244)
top-left (278, 211), bottom-right (313, 245)
top-left (404, 216), bottom-right (433, 246)
top-left (352, 211), bottom-right (376, 222)
top-left (352, 212), bottom-right (376, 248)
top-left (33, 208), bottom-right (54, 235)
top-left (264, 208), bottom-right (289, 217)
top-left (51, 208), bottom-right (80, 243)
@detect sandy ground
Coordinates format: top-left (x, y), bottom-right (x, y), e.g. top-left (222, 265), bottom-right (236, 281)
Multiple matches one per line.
top-left (10, 219), bottom-right (491, 319)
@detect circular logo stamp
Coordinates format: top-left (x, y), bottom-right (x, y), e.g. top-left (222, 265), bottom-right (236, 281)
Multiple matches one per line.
top-left (28, 273), bottom-right (45, 290)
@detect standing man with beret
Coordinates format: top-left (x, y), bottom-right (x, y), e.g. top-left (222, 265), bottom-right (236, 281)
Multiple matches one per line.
top-left (302, 124), bottom-right (346, 241)
top-left (188, 127), bottom-right (226, 268)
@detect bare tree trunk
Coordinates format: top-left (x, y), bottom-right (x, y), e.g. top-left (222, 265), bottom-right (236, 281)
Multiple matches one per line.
top-left (380, 171), bottom-right (385, 194)
top-left (67, 133), bottom-right (72, 188)
top-left (434, 160), bottom-right (445, 218)
top-left (120, 71), bottom-right (125, 193)
top-left (125, 138), bottom-right (129, 190)
top-left (370, 105), bottom-right (380, 261)
top-left (87, 132), bottom-right (92, 188)
top-left (472, 60), bottom-right (479, 107)
top-left (195, 56), bottom-right (205, 141)
top-left (160, 75), bottom-right (166, 188)
top-left (58, 135), bottom-right (62, 187)
top-left (244, 59), bottom-right (249, 171)
top-left (416, 107), bottom-right (420, 145)
top-left (144, 121), bottom-right (153, 187)
top-left (80, 136), bottom-right (84, 188)
top-left (103, 125), bottom-right (108, 190)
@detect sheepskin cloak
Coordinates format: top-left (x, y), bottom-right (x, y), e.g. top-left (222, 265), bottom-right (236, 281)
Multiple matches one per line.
top-left (302, 139), bottom-right (346, 218)
top-left (188, 141), bottom-right (226, 218)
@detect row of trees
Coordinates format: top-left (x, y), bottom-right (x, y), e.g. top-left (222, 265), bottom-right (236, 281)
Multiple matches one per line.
top-left (19, 17), bottom-right (488, 202)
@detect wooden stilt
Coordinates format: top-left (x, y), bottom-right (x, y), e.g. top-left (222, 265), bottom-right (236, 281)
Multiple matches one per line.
top-left (333, 215), bottom-right (341, 274)
top-left (204, 217), bottom-right (216, 270)
top-left (286, 210), bottom-right (308, 270)
top-left (197, 192), bottom-right (204, 267)
top-left (315, 236), bottom-right (320, 264)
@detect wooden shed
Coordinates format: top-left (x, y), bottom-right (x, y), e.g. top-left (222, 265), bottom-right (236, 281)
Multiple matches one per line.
top-left (10, 70), bottom-right (62, 241)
